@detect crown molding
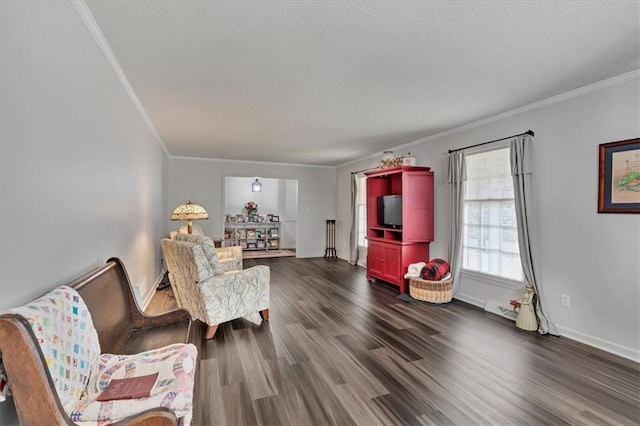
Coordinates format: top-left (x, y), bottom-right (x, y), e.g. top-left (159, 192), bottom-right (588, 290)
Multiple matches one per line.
top-left (170, 155), bottom-right (336, 169)
top-left (70, 0), bottom-right (170, 157)
top-left (338, 69), bottom-right (640, 168)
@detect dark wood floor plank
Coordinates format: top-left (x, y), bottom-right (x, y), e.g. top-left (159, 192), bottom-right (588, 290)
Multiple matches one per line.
top-left (147, 257), bottom-right (640, 425)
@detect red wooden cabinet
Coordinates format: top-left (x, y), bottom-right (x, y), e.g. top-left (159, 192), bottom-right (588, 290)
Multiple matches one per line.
top-left (365, 166), bottom-right (434, 293)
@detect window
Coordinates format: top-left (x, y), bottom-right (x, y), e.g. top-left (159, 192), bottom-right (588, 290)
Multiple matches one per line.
top-left (353, 175), bottom-right (368, 266)
top-left (463, 147), bottom-right (523, 281)
top-left (357, 204), bottom-right (367, 247)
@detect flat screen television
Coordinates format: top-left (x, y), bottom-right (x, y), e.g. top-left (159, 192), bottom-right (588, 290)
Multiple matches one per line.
top-left (377, 195), bottom-right (402, 228)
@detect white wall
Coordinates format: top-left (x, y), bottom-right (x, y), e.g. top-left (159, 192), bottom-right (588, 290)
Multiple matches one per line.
top-left (336, 75), bottom-right (640, 361)
top-left (0, 3), bottom-right (167, 421)
top-left (168, 158), bottom-right (334, 257)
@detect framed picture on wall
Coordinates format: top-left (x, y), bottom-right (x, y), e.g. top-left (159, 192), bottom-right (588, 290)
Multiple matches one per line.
top-left (598, 138), bottom-right (640, 213)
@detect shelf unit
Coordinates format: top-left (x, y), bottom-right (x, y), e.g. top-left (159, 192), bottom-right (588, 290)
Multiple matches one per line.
top-left (365, 166), bottom-right (434, 293)
top-left (224, 221), bottom-right (281, 251)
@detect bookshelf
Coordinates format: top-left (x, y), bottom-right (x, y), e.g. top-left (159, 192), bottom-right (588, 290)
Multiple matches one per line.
top-left (224, 221), bottom-right (281, 251)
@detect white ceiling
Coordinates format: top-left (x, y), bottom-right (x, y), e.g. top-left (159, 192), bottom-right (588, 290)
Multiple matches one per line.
top-left (85, 1), bottom-right (639, 166)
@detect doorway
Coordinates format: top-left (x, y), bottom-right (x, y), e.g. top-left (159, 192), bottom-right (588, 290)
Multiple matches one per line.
top-left (224, 176), bottom-right (298, 250)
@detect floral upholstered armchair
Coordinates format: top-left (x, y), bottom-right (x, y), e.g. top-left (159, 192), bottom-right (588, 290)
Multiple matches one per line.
top-left (161, 237), bottom-right (270, 339)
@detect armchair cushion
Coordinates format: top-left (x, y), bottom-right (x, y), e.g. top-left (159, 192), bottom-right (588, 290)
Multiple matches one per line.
top-left (70, 343), bottom-right (197, 425)
top-left (174, 234), bottom-right (224, 275)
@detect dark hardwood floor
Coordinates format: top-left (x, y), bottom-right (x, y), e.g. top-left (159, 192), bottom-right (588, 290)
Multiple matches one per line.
top-left (147, 257), bottom-right (640, 425)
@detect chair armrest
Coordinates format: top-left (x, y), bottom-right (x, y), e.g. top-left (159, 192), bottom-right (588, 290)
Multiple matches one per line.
top-left (198, 265), bottom-right (270, 325)
top-left (0, 314), bottom-right (74, 425)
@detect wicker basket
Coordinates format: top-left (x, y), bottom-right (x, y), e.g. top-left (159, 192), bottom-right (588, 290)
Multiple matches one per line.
top-left (409, 276), bottom-right (453, 304)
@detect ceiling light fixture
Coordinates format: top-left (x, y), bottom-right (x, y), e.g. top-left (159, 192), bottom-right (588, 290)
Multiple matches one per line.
top-left (252, 178), bottom-right (262, 192)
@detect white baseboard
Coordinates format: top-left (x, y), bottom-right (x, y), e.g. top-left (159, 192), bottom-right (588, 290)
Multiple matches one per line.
top-left (141, 268), bottom-right (166, 310)
top-left (453, 292), bottom-right (485, 308)
top-left (454, 293), bottom-right (639, 362)
top-left (556, 325), bottom-right (640, 363)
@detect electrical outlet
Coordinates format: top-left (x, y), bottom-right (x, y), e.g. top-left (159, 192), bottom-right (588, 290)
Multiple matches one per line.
top-left (561, 294), bottom-right (571, 308)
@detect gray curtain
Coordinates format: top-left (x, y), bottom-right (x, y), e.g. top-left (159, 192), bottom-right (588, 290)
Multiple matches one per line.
top-left (448, 151), bottom-right (466, 294)
top-left (349, 173), bottom-right (359, 265)
top-left (510, 135), bottom-right (558, 335)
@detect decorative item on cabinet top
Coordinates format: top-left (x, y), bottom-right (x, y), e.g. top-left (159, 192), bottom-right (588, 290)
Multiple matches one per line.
top-left (402, 152), bottom-right (416, 166)
top-left (380, 150), bottom-right (402, 169)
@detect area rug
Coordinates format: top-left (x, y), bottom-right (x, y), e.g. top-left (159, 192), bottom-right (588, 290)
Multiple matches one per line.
top-left (242, 249), bottom-right (296, 259)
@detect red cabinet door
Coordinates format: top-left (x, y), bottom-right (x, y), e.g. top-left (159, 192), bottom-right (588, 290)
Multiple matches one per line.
top-left (367, 242), bottom-right (384, 278)
top-left (382, 245), bottom-right (400, 284)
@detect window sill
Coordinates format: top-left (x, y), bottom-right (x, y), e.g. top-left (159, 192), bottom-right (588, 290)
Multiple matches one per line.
top-left (460, 269), bottom-right (524, 291)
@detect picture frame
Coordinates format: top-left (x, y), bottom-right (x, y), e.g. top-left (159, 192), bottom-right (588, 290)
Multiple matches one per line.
top-left (269, 228), bottom-right (279, 237)
top-left (246, 229), bottom-right (256, 239)
top-left (247, 242), bottom-right (257, 249)
top-left (271, 215), bottom-right (280, 222)
top-left (598, 138), bottom-right (640, 213)
top-left (240, 240), bottom-right (247, 249)
top-left (244, 216), bottom-right (250, 222)
top-left (236, 214), bottom-right (244, 222)
top-left (228, 215), bottom-right (236, 223)
top-left (256, 240), bottom-right (266, 249)
top-left (253, 214), bottom-right (260, 222)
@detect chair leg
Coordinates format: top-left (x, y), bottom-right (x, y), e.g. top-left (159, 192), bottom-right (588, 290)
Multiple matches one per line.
top-left (259, 309), bottom-right (270, 321)
top-left (205, 324), bottom-right (218, 340)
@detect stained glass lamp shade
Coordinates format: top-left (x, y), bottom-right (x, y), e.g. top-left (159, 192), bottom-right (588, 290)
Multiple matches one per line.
top-left (171, 200), bottom-right (208, 234)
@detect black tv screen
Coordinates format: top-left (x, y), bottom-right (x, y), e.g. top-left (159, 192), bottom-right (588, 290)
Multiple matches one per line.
top-left (377, 195), bottom-right (402, 228)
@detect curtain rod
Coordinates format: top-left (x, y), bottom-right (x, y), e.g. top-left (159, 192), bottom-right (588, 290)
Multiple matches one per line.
top-left (351, 167), bottom-right (378, 175)
top-left (448, 130), bottom-right (534, 154)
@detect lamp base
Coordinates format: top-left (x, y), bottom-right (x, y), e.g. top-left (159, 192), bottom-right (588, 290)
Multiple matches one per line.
top-left (187, 220), bottom-right (193, 234)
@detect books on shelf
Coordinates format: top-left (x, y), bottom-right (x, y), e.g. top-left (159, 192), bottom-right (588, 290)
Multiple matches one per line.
top-left (96, 372), bottom-right (158, 401)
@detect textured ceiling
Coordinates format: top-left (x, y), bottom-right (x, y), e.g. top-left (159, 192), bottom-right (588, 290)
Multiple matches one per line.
top-left (85, 1), bottom-right (639, 166)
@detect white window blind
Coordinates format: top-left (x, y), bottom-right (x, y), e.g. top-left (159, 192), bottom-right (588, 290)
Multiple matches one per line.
top-left (463, 147), bottom-right (523, 281)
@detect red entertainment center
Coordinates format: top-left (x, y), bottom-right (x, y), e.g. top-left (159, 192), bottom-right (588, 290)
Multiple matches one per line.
top-left (365, 166), bottom-right (434, 293)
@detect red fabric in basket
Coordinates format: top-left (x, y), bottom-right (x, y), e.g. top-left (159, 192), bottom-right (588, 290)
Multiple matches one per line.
top-left (420, 259), bottom-right (450, 281)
